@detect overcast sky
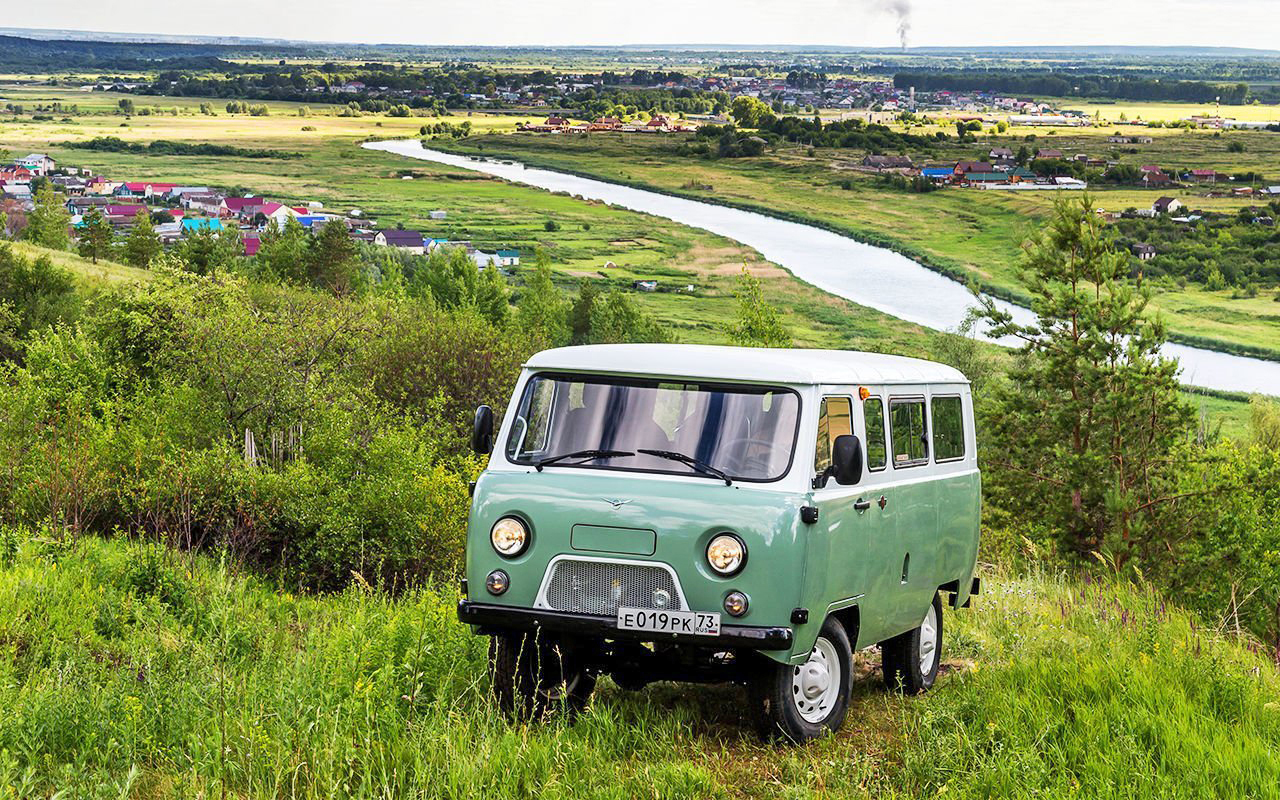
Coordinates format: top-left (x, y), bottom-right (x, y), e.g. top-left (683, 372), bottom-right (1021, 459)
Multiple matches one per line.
top-left (9, 0), bottom-right (1280, 50)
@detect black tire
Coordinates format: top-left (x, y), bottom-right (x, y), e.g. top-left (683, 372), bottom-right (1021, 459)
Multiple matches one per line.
top-left (880, 591), bottom-right (943, 695)
top-left (488, 630), bottom-right (597, 720)
top-left (753, 616), bottom-right (853, 742)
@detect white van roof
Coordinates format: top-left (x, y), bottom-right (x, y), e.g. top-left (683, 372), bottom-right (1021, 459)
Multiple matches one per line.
top-left (525, 344), bottom-right (969, 386)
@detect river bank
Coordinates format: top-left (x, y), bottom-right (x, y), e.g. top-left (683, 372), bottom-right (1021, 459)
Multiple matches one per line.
top-left (365, 139), bottom-right (1280, 396)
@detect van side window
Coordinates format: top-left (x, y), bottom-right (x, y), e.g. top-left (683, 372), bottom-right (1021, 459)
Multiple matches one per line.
top-left (932, 395), bottom-right (966, 462)
top-left (863, 397), bottom-right (887, 471)
top-left (814, 396), bottom-right (853, 475)
top-left (889, 397), bottom-right (928, 467)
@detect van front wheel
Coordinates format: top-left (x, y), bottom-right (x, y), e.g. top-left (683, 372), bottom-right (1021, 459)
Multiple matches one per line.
top-left (880, 591), bottom-right (943, 694)
top-left (753, 616), bottom-right (852, 742)
top-left (488, 630), bottom-right (597, 720)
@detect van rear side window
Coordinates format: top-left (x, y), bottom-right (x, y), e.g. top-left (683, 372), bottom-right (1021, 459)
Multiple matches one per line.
top-left (863, 397), bottom-right (887, 471)
top-left (889, 398), bottom-right (928, 467)
top-left (932, 396), bottom-right (966, 462)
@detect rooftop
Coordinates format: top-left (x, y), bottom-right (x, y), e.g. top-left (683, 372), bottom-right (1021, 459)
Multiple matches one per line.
top-left (524, 344), bottom-right (969, 386)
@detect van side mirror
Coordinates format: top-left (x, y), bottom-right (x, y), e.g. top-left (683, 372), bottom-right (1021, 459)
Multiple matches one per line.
top-left (831, 434), bottom-right (863, 486)
top-left (471, 405), bottom-right (495, 455)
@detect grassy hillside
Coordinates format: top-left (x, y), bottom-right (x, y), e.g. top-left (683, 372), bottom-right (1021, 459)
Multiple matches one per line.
top-left (2, 532), bottom-right (1277, 798)
top-left (9, 240), bottom-right (150, 286)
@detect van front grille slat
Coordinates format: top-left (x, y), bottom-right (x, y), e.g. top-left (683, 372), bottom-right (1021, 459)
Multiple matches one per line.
top-left (543, 559), bottom-right (684, 615)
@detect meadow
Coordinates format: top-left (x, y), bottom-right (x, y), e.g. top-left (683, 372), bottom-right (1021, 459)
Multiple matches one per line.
top-left (429, 123), bottom-right (1280, 358)
top-left (0, 85), bottom-right (935, 355)
top-left (3, 79), bottom-right (1280, 800)
top-left (2, 531), bottom-right (1278, 799)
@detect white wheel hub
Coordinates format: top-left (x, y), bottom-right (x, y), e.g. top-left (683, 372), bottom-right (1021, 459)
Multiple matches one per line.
top-left (918, 604), bottom-right (939, 675)
top-left (791, 636), bottom-right (842, 723)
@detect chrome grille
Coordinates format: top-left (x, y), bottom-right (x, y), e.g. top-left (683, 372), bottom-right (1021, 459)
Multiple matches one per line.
top-left (543, 559), bottom-right (684, 615)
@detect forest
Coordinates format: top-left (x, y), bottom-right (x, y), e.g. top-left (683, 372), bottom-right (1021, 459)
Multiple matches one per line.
top-left (894, 70), bottom-right (1252, 103)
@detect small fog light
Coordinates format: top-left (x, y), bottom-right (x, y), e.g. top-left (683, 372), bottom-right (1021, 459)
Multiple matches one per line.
top-left (485, 569), bottom-right (510, 596)
top-left (652, 588), bottom-right (671, 608)
top-left (723, 591), bottom-right (749, 617)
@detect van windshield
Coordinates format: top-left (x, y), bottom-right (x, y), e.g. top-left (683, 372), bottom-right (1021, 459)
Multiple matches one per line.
top-left (505, 374), bottom-right (801, 482)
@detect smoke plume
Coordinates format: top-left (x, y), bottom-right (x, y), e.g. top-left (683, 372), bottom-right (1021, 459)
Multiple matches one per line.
top-left (876, 0), bottom-right (912, 50)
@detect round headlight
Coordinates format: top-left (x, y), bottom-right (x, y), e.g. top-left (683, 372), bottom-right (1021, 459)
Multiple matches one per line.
top-left (723, 590), bottom-right (749, 617)
top-left (485, 569), bottom-right (509, 595)
top-left (706, 533), bottom-right (746, 576)
top-left (490, 516), bottom-right (529, 557)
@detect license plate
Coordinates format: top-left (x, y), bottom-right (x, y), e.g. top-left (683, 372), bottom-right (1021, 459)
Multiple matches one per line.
top-left (616, 607), bottom-right (721, 636)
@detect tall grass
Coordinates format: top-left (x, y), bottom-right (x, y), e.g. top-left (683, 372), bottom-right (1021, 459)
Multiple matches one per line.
top-left (1, 533), bottom-right (1277, 798)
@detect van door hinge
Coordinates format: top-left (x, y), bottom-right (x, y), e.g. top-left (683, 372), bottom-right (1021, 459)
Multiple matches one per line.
top-left (800, 506), bottom-right (819, 524)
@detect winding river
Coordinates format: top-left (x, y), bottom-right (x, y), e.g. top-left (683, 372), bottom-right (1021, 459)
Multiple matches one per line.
top-left (364, 139), bottom-right (1279, 396)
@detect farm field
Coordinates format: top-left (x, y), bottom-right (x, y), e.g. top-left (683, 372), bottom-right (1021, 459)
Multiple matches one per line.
top-left (428, 128), bottom-right (1280, 357)
top-left (0, 87), bottom-right (937, 355)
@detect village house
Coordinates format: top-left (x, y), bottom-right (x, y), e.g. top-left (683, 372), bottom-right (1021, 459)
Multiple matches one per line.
top-left (953, 161), bottom-right (995, 177)
top-left (495, 249), bottom-right (520, 267)
top-left (117, 181), bottom-right (179, 199)
top-left (373, 229), bottom-right (426, 254)
top-left (1131, 243), bottom-right (1157, 261)
top-left (1153, 197), bottom-right (1183, 214)
top-left (15, 153), bottom-right (55, 176)
top-left (1034, 148), bottom-right (1064, 160)
top-left (1143, 170), bottom-right (1174, 187)
top-left (988, 147), bottom-right (1014, 162)
top-left (182, 193), bottom-right (226, 216)
top-left (590, 117), bottom-right (623, 131)
top-left (257, 202), bottom-right (300, 228)
top-left (182, 218), bottom-right (224, 234)
top-left (428, 210), bottom-right (447, 220)
top-left (220, 196), bottom-right (265, 217)
top-left (0, 165), bottom-right (34, 182)
top-left (1189, 169), bottom-right (1226, 184)
top-left (632, 280), bottom-right (658, 292)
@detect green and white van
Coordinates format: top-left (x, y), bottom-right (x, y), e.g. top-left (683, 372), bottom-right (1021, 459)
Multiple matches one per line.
top-left (460, 344), bottom-right (981, 740)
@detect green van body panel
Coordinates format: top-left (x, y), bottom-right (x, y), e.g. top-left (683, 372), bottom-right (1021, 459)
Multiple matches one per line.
top-left (467, 470), bottom-right (812, 661)
top-left (463, 351), bottom-right (981, 668)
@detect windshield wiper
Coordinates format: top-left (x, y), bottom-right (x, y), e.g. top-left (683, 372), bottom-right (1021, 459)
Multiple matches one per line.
top-left (535, 449), bottom-right (635, 471)
top-left (638, 449), bottom-right (733, 485)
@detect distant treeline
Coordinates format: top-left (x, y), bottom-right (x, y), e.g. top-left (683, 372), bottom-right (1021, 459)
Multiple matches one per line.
top-left (893, 71), bottom-right (1250, 104)
top-left (0, 33), bottom-right (308, 70)
top-left (689, 117), bottom-right (942, 158)
top-left (66, 136), bottom-right (301, 159)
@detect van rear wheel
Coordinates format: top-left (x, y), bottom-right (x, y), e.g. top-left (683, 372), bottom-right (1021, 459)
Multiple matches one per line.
top-left (488, 630), bottom-right (597, 720)
top-left (753, 616), bottom-right (852, 742)
top-left (880, 591), bottom-right (943, 694)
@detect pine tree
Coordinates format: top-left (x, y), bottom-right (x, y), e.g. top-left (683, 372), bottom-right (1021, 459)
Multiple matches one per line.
top-left (473, 263), bottom-right (511, 327)
top-left (76, 208), bottom-right (114, 264)
top-left (306, 219), bottom-right (360, 295)
top-left (23, 183), bottom-right (71, 250)
top-left (259, 215), bottom-right (308, 283)
top-left (974, 194), bottom-right (1194, 560)
top-left (569, 279), bottom-right (599, 344)
top-left (587, 291), bottom-right (670, 344)
top-left (725, 268), bottom-right (790, 347)
top-left (515, 261), bottom-right (570, 346)
top-left (122, 210), bottom-right (162, 268)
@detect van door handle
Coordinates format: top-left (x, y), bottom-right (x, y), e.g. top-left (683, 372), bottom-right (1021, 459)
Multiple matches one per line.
top-left (853, 499), bottom-right (871, 511)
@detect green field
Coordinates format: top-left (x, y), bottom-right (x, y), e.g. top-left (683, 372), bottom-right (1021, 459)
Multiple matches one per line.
top-left (426, 127), bottom-right (1280, 358)
top-left (2, 533), bottom-right (1278, 799)
top-left (0, 86), bottom-right (943, 355)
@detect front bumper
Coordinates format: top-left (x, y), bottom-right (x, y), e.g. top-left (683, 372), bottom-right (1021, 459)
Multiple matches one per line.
top-left (458, 600), bottom-right (793, 650)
